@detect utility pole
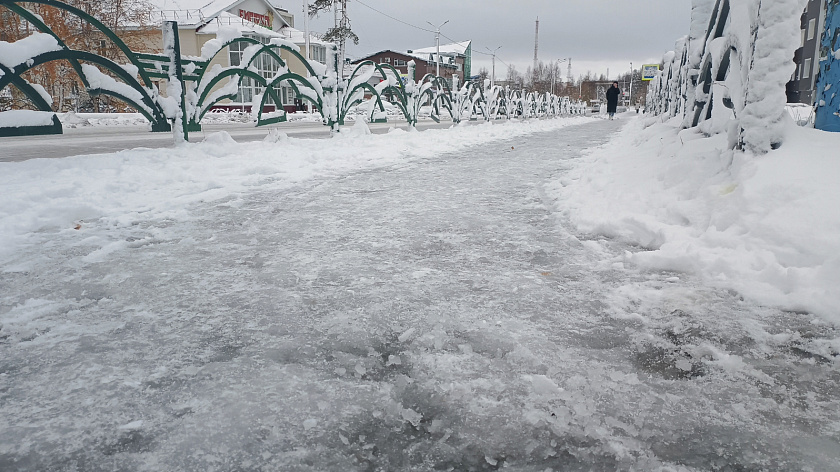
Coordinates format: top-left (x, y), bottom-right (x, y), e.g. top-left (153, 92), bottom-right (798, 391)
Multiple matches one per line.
top-left (628, 61), bottom-right (634, 108)
top-left (487, 46), bottom-right (501, 89)
top-left (567, 58), bottom-right (572, 84)
top-left (551, 58), bottom-right (568, 95)
top-left (427, 20), bottom-right (449, 77)
top-left (533, 17), bottom-right (539, 71)
top-left (303, 0), bottom-right (312, 112)
top-left (303, 1), bottom-right (311, 62)
top-left (335, 0), bottom-right (348, 74)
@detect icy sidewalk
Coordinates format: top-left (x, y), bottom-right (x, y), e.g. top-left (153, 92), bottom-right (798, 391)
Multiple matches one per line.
top-left (1, 119), bottom-right (839, 471)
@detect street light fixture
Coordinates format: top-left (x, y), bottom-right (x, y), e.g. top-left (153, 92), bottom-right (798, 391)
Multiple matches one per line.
top-left (552, 58), bottom-right (568, 95)
top-left (427, 20), bottom-right (450, 78)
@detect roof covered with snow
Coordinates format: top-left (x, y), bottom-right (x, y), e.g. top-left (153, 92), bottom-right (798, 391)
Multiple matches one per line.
top-left (279, 26), bottom-right (334, 47)
top-left (149, 0), bottom-right (290, 28)
top-left (196, 11), bottom-right (280, 37)
top-left (411, 41), bottom-right (471, 57)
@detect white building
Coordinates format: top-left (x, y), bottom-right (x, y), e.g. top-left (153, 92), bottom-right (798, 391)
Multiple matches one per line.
top-left (146, 0), bottom-right (331, 112)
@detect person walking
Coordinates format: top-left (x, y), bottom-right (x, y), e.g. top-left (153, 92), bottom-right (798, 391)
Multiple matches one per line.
top-left (606, 81), bottom-right (621, 120)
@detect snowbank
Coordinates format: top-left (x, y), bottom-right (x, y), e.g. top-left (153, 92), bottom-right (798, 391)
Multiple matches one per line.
top-left (0, 116), bottom-right (595, 263)
top-left (549, 113), bottom-right (840, 323)
top-left (0, 110), bottom-right (56, 127)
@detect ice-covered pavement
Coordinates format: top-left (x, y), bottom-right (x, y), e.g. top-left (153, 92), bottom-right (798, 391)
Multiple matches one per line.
top-left (1, 119), bottom-right (839, 471)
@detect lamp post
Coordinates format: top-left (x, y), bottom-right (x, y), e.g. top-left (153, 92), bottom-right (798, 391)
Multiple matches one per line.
top-left (427, 20), bottom-right (449, 77)
top-left (628, 61), bottom-right (634, 108)
top-left (486, 46), bottom-right (501, 89)
top-left (303, 0), bottom-right (313, 113)
top-left (551, 58), bottom-right (568, 95)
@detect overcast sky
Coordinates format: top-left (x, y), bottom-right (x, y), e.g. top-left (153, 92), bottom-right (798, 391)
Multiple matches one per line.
top-left (301, 0), bottom-right (692, 81)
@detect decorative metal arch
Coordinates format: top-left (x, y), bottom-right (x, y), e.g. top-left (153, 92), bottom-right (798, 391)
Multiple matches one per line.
top-left (192, 37), bottom-right (324, 127)
top-left (0, 0), bottom-right (171, 133)
top-left (1, 0), bottom-right (585, 140)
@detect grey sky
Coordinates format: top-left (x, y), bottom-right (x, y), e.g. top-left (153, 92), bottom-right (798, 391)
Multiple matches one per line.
top-left (302, 0), bottom-right (692, 81)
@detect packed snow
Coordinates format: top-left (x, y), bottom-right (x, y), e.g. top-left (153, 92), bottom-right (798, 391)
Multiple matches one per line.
top-left (1, 114), bottom-right (838, 471)
top-left (0, 110), bottom-right (56, 127)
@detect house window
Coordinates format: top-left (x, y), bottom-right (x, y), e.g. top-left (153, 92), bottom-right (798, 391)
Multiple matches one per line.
top-left (310, 45), bottom-right (327, 64)
top-left (801, 28), bottom-right (806, 47)
top-left (803, 58), bottom-right (811, 79)
top-left (381, 57), bottom-right (391, 64)
top-left (808, 19), bottom-right (816, 41)
top-left (229, 34), bottom-right (281, 105)
top-left (394, 59), bottom-right (407, 67)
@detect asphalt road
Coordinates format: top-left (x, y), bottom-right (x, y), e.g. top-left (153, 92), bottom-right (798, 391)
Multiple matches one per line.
top-left (0, 119), bottom-right (458, 162)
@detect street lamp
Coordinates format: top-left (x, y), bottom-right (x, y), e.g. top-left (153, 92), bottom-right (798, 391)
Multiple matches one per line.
top-left (486, 46), bottom-right (501, 89)
top-left (552, 58), bottom-right (568, 95)
top-left (628, 61), bottom-right (634, 108)
top-left (427, 20), bottom-right (449, 78)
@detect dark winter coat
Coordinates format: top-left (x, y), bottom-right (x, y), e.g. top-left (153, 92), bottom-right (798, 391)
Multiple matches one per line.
top-left (606, 86), bottom-right (621, 113)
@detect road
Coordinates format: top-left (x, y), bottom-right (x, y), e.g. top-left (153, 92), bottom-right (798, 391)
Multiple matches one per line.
top-left (1, 119), bottom-right (838, 471)
top-left (0, 119), bottom-right (457, 162)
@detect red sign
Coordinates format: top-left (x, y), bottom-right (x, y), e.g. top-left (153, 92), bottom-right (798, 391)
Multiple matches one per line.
top-left (239, 9), bottom-right (271, 27)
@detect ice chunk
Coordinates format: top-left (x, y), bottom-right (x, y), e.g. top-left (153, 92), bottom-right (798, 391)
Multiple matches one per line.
top-left (401, 408), bottom-right (422, 427)
top-left (398, 327), bottom-right (416, 342)
top-left (527, 375), bottom-right (562, 396)
top-left (118, 420), bottom-right (143, 431)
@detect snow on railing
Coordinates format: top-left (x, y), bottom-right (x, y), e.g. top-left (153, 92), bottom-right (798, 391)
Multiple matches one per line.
top-left (646, 0), bottom-right (809, 153)
top-left (0, 0), bottom-right (589, 140)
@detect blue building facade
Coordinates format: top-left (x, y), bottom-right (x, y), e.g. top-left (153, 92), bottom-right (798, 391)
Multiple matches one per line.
top-left (815, 0), bottom-right (840, 132)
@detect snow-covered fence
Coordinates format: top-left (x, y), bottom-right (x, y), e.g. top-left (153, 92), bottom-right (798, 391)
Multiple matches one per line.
top-left (0, 0), bottom-right (172, 137)
top-left (646, 0), bottom-right (808, 153)
top-left (188, 33), bottom-right (326, 129)
top-left (1, 0), bottom-right (587, 139)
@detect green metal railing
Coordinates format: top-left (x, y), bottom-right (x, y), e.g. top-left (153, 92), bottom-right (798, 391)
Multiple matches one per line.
top-left (0, 0), bottom-right (587, 140)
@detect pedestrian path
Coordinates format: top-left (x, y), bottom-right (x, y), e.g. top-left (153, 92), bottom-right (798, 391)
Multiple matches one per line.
top-left (1, 118), bottom-right (838, 471)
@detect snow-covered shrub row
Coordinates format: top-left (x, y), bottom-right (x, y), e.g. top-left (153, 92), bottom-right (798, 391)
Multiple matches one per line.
top-left (646, 0), bottom-right (808, 154)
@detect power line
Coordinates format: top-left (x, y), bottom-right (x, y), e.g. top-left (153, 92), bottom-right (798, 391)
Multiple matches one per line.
top-left (354, 0), bottom-right (435, 33)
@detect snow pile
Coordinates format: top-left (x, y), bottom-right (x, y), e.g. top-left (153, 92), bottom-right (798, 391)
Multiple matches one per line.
top-left (550, 114), bottom-right (840, 323)
top-left (0, 110), bottom-right (56, 127)
top-left (58, 112), bottom-right (150, 128)
top-left (0, 116), bottom-right (594, 263)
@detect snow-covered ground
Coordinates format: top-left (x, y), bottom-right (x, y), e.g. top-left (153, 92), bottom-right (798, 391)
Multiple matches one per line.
top-left (1, 115), bottom-right (838, 471)
top-left (56, 105), bottom-right (426, 130)
top-left (56, 111), bottom-right (327, 129)
top-left (551, 113), bottom-right (840, 325)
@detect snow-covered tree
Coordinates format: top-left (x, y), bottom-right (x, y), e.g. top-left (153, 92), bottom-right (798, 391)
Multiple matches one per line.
top-left (308, 0), bottom-right (358, 72)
